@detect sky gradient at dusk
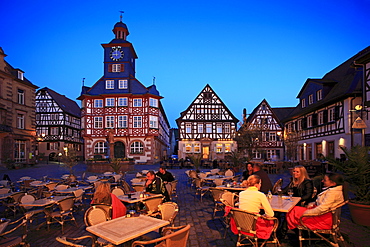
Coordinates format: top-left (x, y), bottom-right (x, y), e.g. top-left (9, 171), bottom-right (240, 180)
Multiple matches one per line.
top-left (2, 0), bottom-right (370, 127)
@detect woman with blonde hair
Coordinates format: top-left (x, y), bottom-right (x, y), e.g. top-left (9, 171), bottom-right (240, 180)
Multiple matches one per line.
top-left (92, 181), bottom-right (126, 219)
top-left (283, 165), bottom-right (314, 206)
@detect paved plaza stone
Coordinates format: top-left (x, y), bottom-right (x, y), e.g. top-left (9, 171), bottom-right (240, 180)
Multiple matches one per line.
top-left (1, 162), bottom-right (369, 246)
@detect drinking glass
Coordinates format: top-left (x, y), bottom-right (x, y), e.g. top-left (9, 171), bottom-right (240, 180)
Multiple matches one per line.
top-left (277, 186), bottom-right (282, 197)
top-left (287, 189), bottom-right (293, 201)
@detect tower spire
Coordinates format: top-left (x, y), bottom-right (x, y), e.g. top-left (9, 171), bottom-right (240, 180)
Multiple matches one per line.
top-left (119, 11), bottom-right (124, 22)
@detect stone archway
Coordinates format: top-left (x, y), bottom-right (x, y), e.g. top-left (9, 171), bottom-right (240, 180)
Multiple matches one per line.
top-left (114, 141), bottom-right (125, 158)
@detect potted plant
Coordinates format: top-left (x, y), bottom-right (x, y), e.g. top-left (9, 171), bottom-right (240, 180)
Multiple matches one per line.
top-left (187, 153), bottom-right (203, 172)
top-left (110, 158), bottom-right (122, 174)
top-left (327, 145), bottom-right (370, 226)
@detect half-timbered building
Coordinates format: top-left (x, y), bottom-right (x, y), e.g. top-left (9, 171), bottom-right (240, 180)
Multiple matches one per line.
top-left (0, 47), bottom-right (38, 165)
top-left (78, 20), bottom-right (170, 164)
top-left (282, 46), bottom-right (370, 161)
top-left (176, 84), bottom-right (238, 160)
top-left (35, 87), bottom-right (83, 161)
top-left (239, 99), bottom-right (294, 161)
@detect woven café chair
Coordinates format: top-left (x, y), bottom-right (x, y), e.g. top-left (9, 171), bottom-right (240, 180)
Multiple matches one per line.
top-left (220, 191), bottom-right (237, 207)
top-left (158, 202), bottom-right (179, 226)
top-left (142, 196), bottom-right (164, 216)
top-left (272, 178), bottom-right (283, 195)
top-left (193, 178), bottom-right (210, 202)
top-left (19, 194), bottom-right (44, 224)
top-left (132, 185), bottom-right (145, 192)
top-left (225, 169), bottom-right (234, 177)
top-left (56, 235), bottom-right (97, 247)
top-left (131, 224), bottom-right (191, 247)
top-left (83, 204), bottom-right (113, 246)
top-left (72, 188), bottom-right (84, 211)
top-left (230, 207), bottom-right (279, 247)
top-left (297, 200), bottom-right (349, 247)
top-left (0, 215), bottom-right (29, 247)
top-left (4, 191), bottom-right (25, 218)
top-left (121, 180), bottom-right (133, 194)
top-left (45, 196), bottom-right (77, 234)
top-left (209, 188), bottom-right (225, 219)
top-left (84, 204), bottom-right (112, 226)
top-left (169, 180), bottom-right (178, 199)
top-left (111, 186), bottom-right (125, 197)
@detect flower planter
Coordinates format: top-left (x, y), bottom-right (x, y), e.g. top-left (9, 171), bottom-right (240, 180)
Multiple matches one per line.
top-left (348, 201), bottom-right (370, 227)
top-left (87, 160), bottom-right (135, 173)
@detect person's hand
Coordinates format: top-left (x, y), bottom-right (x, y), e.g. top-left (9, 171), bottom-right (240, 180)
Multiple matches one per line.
top-left (306, 202), bottom-right (315, 209)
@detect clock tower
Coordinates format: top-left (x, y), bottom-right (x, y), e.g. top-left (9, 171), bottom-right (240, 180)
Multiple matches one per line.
top-left (101, 21), bottom-right (138, 81)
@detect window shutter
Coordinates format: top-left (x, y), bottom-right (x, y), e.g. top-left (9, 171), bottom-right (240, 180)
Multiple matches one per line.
top-left (120, 64), bottom-right (124, 72)
top-left (108, 64), bottom-right (112, 72)
top-left (334, 106), bottom-right (340, 120)
top-left (312, 114), bottom-right (318, 126)
top-left (302, 118), bottom-right (307, 129)
top-left (323, 110), bottom-right (328, 123)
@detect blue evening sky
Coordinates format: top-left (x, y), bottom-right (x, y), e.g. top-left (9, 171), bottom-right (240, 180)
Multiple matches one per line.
top-left (2, 0), bottom-right (370, 127)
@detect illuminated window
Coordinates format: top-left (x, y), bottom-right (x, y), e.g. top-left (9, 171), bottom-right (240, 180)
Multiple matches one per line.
top-left (216, 144), bottom-right (223, 153)
top-left (194, 143), bottom-right (200, 153)
top-left (225, 144), bottom-right (231, 153)
top-left (185, 144), bottom-right (192, 153)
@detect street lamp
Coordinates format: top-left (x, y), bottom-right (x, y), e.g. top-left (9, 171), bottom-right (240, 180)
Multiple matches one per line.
top-left (58, 152), bottom-right (62, 164)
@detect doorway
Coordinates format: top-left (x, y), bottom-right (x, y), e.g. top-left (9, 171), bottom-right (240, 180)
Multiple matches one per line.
top-left (114, 141), bottom-right (125, 158)
top-left (202, 146), bottom-right (209, 159)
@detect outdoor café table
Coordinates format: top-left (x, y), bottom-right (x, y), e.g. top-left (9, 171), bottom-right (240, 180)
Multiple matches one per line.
top-left (86, 214), bottom-right (169, 245)
top-left (268, 195), bottom-right (301, 212)
top-left (0, 193), bottom-right (14, 200)
top-left (20, 196), bottom-right (70, 207)
top-left (131, 181), bottom-right (145, 186)
top-left (215, 185), bottom-right (247, 192)
top-left (30, 181), bottom-right (50, 187)
top-left (204, 175), bottom-right (234, 181)
top-left (55, 185), bottom-right (93, 194)
top-left (117, 192), bottom-right (162, 204)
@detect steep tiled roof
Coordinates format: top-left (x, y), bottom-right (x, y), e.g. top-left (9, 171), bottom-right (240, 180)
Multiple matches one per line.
top-left (283, 46), bottom-right (370, 122)
top-left (40, 87), bottom-right (81, 118)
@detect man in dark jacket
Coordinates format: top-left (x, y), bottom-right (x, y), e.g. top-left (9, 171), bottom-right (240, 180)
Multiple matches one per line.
top-left (156, 167), bottom-right (175, 183)
top-left (145, 170), bottom-right (170, 201)
top-left (252, 163), bottom-right (273, 194)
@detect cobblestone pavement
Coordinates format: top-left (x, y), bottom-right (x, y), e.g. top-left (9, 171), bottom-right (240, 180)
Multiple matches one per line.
top-left (1, 163), bottom-right (370, 246)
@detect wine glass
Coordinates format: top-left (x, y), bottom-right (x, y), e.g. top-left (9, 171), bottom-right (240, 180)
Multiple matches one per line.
top-left (277, 186), bottom-right (282, 197)
top-left (287, 189), bottom-right (294, 201)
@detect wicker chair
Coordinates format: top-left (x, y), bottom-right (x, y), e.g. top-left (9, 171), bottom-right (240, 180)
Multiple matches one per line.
top-left (297, 200), bottom-right (349, 247)
top-left (84, 204), bottom-right (112, 226)
top-left (121, 180), bottom-right (133, 194)
top-left (131, 224), bottom-right (191, 247)
top-left (111, 187), bottom-right (125, 197)
top-left (45, 196), bottom-right (77, 233)
top-left (209, 188), bottom-right (225, 219)
top-left (230, 207), bottom-right (279, 247)
top-left (193, 178), bottom-right (210, 202)
top-left (142, 196), bottom-right (164, 216)
top-left (4, 191), bottom-right (25, 217)
top-left (271, 178), bottom-right (283, 195)
top-left (132, 185), bottom-right (145, 192)
top-left (158, 202), bottom-right (179, 226)
top-left (0, 215), bottom-right (29, 247)
top-left (56, 235), bottom-right (97, 247)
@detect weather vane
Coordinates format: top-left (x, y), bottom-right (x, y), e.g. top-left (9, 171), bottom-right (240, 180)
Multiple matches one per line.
top-left (119, 11), bottom-right (124, 22)
top-left (153, 76), bottom-right (156, 85)
top-left (82, 78), bottom-right (85, 86)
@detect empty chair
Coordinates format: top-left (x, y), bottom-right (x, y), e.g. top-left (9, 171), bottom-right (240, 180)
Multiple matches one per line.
top-left (170, 180), bottom-right (178, 199)
top-left (209, 188), bottom-right (225, 219)
top-left (214, 179), bottom-right (224, 186)
top-left (194, 178), bottom-right (210, 202)
top-left (210, 169), bottom-right (220, 175)
top-left (132, 224), bottom-right (191, 247)
top-left (158, 202), bottom-right (179, 226)
top-left (225, 169), bottom-right (234, 177)
top-left (121, 180), bottom-right (133, 193)
top-left (45, 197), bottom-right (78, 233)
top-left (272, 178), bottom-right (283, 195)
top-left (111, 186), bottom-right (125, 196)
top-left (73, 188), bottom-right (84, 211)
top-left (45, 182), bottom-right (58, 191)
top-left (56, 235), bottom-right (96, 247)
top-left (55, 184), bottom-right (69, 191)
top-left (132, 185), bottom-right (145, 192)
top-left (4, 191), bottom-right (25, 217)
top-left (19, 194), bottom-right (44, 224)
top-left (142, 196), bottom-right (164, 216)
top-left (0, 215), bottom-right (29, 247)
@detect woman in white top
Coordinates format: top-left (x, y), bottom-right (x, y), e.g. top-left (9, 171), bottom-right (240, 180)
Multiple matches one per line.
top-left (239, 175), bottom-right (274, 217)
top-left (238, 175), bottom-right (275, 239)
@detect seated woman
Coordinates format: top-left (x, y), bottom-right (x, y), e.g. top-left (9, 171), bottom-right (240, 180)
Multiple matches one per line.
top-left (242, 162), bottom-right (254, 181)
top-left (283, 165), bottom-right (314, 206)
top-left (286, 173), bottom-right (344, 230)
top-left (238, 175), bottom-right (275, 239)
top-left (92, 181), bottom-right (127, 219)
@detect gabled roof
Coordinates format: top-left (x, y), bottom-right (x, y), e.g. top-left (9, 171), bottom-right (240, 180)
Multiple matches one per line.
top-left (176, 84), bottom-right (239, 123)
top-left (284, 46), bottom-right (370, 122)
top-left (245, 99), bottom-right (294, 124)
top-left (38, 87), bottom-right (81, 118)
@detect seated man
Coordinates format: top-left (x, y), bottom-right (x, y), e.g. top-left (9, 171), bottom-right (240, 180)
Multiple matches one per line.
top-left (145, 170), bottom-right (170, 201)
top-left (156, 167), bottom-right (175, 183)
top-left (286, 173), bottom-right (344, 230)
top-left (252, 163), bottom-right (273, 194)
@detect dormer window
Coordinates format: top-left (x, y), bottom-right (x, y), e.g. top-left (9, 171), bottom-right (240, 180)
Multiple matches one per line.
top-left (112, 64), bottom-right (122, 72)
top-left (106, 80), bottom-right (114, 89)
top-left (308, 94), bottom-right (313, 105)
top-left (301, 98), bottom-right (306, 108)
top-left (119, 80), bottom-right (128, 89)
top-left (17, 71), bottom-right (24, 80)
top-left (317, 89), bottom-right (322, 101)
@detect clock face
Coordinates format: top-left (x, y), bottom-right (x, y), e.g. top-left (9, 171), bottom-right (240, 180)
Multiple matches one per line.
top-left (110, 47), bottom-right (124, 61)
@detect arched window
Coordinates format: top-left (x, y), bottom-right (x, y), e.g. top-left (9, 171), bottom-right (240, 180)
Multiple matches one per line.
top-left (94, 142), bottom-right (107, 154)
top-left (130, 141), bottom-right (144, 154)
